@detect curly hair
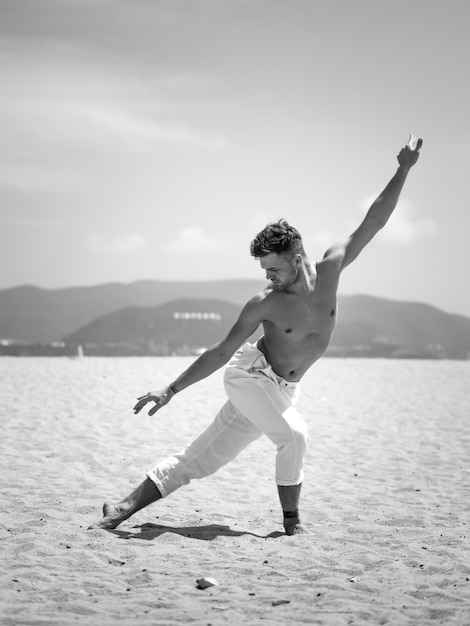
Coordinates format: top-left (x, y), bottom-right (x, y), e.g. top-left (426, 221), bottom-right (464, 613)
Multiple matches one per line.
top-left (250, 219), bottom-right (305, 258)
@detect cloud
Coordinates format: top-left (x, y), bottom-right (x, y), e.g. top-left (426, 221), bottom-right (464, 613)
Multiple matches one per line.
top-left (77, 106), bottom-right (231, 151)
top-left (0, 43), bottom-right (232, 195)
top-left (166, 227), bottom-right (229, 254)
top-left (248, 212), bottom-right (271, 232)
top-left (0, 43), bottom-right (232, 159)
top-left (87, 233), bottom-right (146, 254)
top-left (302, 229), bottom-right (334, 252)
top-left (380, 211), bottom-right (437, 244)
top-left (12, 97), bottom-right (231, 153)
top-left (358, 197), bottom-right (437, 245)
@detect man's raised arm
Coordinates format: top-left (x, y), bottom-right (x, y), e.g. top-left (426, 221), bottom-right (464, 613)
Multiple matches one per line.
top-left (323, 135), bottom-right (423, 270)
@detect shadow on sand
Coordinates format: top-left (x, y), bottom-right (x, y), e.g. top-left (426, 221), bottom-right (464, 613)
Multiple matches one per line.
top-left (109, 522), bottom-right (284, 541)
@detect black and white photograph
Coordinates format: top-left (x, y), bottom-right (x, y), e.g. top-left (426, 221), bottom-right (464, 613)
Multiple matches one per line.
top-left (1, 1), bottom-right (469, 624)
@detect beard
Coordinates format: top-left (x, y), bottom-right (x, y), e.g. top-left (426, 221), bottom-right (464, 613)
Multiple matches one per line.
top-left (270, 268), bottom-right (299, 291)
top-left (270, 280), bottom-right (287, 291)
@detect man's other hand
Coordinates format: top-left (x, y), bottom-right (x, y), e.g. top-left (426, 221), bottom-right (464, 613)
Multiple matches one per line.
top-left (133, 387), bottom-right (173, 416)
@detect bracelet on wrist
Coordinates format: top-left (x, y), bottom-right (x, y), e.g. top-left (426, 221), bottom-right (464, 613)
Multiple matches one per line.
top-left (169, 383), bottom-right (179, 394)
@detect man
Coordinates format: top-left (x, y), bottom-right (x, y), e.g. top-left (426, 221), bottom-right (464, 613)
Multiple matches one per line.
top-left (90, 136), bottom-right (422, 535)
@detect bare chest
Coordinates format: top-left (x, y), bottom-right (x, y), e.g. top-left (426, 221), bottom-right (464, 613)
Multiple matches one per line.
top-left (266, 296), bottom-right (337, 341)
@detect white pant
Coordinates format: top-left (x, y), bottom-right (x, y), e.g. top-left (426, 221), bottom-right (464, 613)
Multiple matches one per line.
top-left (146, 343), bottom-right (309, 497)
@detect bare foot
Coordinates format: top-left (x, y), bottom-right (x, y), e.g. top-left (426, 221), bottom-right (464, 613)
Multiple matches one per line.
top-left (284, 517), bottom-right (308, 536)
top-left (88, 502), bottom-right (132, 530)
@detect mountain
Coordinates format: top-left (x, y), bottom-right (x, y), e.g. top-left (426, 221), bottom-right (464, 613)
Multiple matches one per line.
top-left (61, 294), bottom-right (470, 360)
top-left (0, 280), bottom-right (266, 343)
top-left (1, 281), bottom-right (469, 359)
top-left (63, 298), bottom-right (262, 356)
top-left (328, 295), bottom-right (470, 359)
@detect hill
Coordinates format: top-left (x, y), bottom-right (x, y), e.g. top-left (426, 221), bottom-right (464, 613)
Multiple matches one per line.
top-left (0, 280), bottom-right (266, 343)
top-left (329, 295), bottom-right (470, 359)
top-left (1, 281), bottom-right (469, 359)
top-left (63, 298), bottom-right (262, 356)
top-left (62, 294), bottom-right (470, 359)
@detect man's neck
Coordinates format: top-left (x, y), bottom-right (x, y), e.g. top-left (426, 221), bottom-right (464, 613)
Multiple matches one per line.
top-left (288, 259), bottom-right (316, 295)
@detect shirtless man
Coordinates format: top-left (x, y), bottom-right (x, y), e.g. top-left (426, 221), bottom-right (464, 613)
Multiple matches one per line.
top-left (90, 136), bottom-right (422, 535)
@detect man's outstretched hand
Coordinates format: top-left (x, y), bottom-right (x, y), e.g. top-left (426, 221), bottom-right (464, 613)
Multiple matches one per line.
top-left (397, 133), bottom-right (423, 169)
top-left (133, 387), bottom-right (174, 416)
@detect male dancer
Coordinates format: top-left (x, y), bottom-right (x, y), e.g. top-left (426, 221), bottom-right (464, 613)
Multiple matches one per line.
top-left (90, 136), bottom-right (422, 535)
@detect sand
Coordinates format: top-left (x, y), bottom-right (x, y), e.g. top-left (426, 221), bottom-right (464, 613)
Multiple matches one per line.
top-left (1, 356), bottom-right (470, 625)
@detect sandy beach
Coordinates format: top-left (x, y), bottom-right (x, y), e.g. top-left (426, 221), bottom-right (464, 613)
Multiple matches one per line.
top-left (1, 356), bottom-right (470, 625)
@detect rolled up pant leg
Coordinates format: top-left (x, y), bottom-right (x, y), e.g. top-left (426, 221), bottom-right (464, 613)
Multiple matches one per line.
top-left (146, 400), bottom-right (262, 497)
top-left (224, 368), bottom-right (309, 486)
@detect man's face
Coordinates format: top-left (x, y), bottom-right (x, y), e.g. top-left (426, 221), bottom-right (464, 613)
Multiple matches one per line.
top-left (259, 252), bottom-right (299, 291)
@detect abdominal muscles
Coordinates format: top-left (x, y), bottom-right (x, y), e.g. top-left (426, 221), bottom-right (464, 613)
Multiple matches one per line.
top-left (257, 330), bottom-right (332, 381)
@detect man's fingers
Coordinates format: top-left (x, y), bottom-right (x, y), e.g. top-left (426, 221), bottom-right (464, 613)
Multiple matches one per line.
top-left (137, 393), bottom-right (153, 401)
top-left (133, 392), bottom-right (165, 416)
top-left (134, 394), bottom-right (153, 410)
top-left (133, 398), bottom-right (149, 412)
top-left (406, 134), bottom-right (423, 152)
top-left (407, 133), bottom-right (417, 150)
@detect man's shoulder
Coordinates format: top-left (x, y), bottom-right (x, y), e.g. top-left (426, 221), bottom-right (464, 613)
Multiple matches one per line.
top-left (241, 287), bottom-right (275, 314)
top-left (248, 286), bottom-right (274, 306)
top-left (316, 253), bottom-right (343, 275)
top-left (314, 257), bottom-right (342, 295)
top-left (235, 288), bottom-right (273, 326)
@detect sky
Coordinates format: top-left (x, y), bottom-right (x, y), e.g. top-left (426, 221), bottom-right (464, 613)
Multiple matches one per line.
top-left (1, 0), bottom-right (469, 316)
